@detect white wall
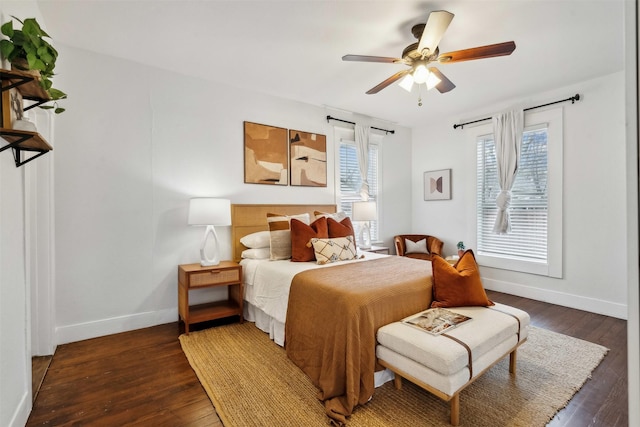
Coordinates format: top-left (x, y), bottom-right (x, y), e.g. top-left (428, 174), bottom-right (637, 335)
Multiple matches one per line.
top-left (412, 72), bottom-right (628, 319)
top-left (0, 3), bottom-right (50, 427)
top-left (51, 45), bottom-right (413, 344)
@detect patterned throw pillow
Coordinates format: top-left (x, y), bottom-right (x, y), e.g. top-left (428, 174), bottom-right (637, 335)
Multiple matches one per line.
top-left (267, 213), bottom-right (310, 260)
top-left (309, 236), bottom-right (358, 265)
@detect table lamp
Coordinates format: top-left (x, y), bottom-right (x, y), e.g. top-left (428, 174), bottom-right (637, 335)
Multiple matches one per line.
top-left (352, 201), bottom-right (377, 250)
top-left (188, 198), bottom-right (231, 266)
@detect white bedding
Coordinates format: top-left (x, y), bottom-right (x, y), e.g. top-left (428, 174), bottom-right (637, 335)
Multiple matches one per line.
top-left (241, 251), bottom-right (387, 343)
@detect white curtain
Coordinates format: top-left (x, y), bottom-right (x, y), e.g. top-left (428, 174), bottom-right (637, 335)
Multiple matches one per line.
top-left (492, 109), bottom-right (524, 234)
top-left (355, 123), bottom-right (370, 200)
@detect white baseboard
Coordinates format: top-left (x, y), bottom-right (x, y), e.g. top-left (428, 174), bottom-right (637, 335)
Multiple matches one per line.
top-left (8, 390), bottom-right (30, 427)
top-left (55, 308), bottom-right (178, 345)
top-left (483, 277), bottom-right (628, 320)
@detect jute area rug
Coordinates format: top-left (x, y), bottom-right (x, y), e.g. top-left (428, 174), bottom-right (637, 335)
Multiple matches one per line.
top-left (179, 322), bottom-right (608, 427)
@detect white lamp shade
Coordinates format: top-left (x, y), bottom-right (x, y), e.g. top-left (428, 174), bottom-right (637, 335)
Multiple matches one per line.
top-left (398, 74), bottom-right (414, 92)
top-left (352, 201), bottom-right (377, 221)
top-left (188, 198), bottom-right (231, 226)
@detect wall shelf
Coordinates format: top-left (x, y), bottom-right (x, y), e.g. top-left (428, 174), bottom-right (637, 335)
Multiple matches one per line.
top-left (0, 68), bottom-right (53, 167)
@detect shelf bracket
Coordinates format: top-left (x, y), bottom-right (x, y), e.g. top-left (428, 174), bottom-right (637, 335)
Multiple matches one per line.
top-left (12, 147), bottom-right (48, 167)
top-left (0, 71), bottom-right (34, 92)
top-left (0, 131), bottom-right (31, 153)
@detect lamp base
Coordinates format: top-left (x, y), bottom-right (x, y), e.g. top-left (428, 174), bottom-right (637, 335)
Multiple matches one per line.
top-left (200, 225), bottom-right (221, 266)
top-left (359, 222), bottom-right (372, 250)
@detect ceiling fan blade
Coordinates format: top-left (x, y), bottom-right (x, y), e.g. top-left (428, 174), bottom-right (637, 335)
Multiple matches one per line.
top-left (428, 67), bottom-right (456, 93)
top-left (417, 10), bottom-right (455, 56)
top-left (366, 69), bottom-right (411, 94)
top-left (438, 41), bottom-right (516, 63)
top-left (342, 54), bottom-right (404, 64)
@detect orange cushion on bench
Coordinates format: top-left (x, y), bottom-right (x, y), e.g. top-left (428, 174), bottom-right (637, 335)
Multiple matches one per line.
top-left (431, 250), bottom-right (494, 308)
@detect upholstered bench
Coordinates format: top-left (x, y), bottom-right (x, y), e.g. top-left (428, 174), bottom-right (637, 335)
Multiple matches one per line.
top-left (376, 303), bottom-right (530, 426)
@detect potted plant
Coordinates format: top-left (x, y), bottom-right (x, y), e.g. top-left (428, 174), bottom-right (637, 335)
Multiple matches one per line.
top-left (0, 16), bottom-right (66, 113)
top-left (457, 241), bottom-right (465, 257)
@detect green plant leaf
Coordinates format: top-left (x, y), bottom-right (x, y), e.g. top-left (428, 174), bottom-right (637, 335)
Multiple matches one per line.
top-left (54, 107), bottom-right (65, 114)
top-left (11, 30), bottom-right (27, 47)
top-left (23, 18), bottom-right (50, 38)
top-left (1, 21), bottom-right (13, 37)
top-left (0, 39), bottom-right (14, 59)
top-left (48, 88), bottom-right (66, 100)
top-left (39, 105), bottom-right (54, 110)
top-left (36, 46), bottom-right (53, 63)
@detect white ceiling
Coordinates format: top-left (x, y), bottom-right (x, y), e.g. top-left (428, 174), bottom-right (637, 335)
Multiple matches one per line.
top-left (36, 0), bottom-right (625, 129)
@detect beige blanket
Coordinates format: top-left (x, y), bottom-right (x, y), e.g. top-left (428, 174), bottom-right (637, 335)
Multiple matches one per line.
top-left (285, 256), bottom-right (433, 425)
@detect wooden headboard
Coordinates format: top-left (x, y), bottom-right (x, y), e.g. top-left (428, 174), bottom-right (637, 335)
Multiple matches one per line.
top-left (231, 204), bottom-right (337, 262)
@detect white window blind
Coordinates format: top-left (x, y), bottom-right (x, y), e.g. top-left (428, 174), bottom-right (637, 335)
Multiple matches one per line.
top-left (476, 125), bottom-right (548, 262)
top-left (339, 141), bottom-right (379, 241)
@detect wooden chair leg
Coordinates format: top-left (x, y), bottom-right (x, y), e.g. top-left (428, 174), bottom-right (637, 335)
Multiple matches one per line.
top-left (509, 349), bottom-right (518, 374)
top-left (450, 394), bottom-right (460, 426)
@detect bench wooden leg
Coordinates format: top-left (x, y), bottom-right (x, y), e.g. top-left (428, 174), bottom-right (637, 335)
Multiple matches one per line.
top-left (450, 394), bottom-right (460, 426)
top-left (393, 374), bottom-right (403, 390)
top-left (509, 349), bottom-right (518, 374)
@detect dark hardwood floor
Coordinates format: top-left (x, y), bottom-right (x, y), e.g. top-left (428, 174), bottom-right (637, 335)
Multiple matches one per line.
top-left (27, 290), bottom-right (628, 426)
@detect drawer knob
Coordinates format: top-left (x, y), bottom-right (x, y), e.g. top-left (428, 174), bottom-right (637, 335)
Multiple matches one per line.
top-left (210, 270), bottom-right (221, 274)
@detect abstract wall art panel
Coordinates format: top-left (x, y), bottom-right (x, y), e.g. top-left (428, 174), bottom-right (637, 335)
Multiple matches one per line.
top-left (424, 169), bottom-right (451, 200)
top-left (244, 121), bottom-right (289, 185)
top-left (289, 129), bottom-right (327, 187)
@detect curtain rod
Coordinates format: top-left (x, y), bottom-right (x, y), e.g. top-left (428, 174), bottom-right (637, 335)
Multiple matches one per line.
top-left (326, 115), bottom-right (395, 134)
top-left (452, 93), bottom-right (581, 130)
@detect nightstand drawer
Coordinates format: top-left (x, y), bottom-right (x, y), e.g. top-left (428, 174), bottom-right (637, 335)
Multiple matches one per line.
top-left (190, 268), bottom-right (240, 287)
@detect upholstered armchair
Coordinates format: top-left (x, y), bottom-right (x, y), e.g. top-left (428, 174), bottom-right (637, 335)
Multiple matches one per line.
top-left (394, 234), bottom-right (444, 261)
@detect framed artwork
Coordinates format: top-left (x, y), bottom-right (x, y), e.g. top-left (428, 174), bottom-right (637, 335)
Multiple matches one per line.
top-left (424, 169), bottom-right (451, 200)
top-left (289, 129), bottom-right (327, 187)
top-left (1, 87), bottom-right (23, 129)
top-left (244, 121), bottom-right (288, 185)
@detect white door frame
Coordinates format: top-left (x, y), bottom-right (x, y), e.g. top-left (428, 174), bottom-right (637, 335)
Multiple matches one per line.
top-left (26, 109), bottom-right (55, 356)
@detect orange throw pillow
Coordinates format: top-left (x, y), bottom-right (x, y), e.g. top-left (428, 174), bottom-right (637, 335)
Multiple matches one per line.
top-left (431, 250), bottom-right (494, 308)
top-left (327, 217), bottom-right (356, 243)
top-left (290, 217), bottom-right (328, 262)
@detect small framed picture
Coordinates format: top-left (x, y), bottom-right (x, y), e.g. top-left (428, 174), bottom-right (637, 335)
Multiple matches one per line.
top-left (1, 87), bottom-right (23, 129)
top-left (289, 129), bottom-right (327, 187)
top-left (424, 169), bottom-right (451, 201)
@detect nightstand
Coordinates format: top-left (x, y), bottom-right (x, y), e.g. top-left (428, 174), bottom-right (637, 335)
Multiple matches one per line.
top-left (178, 261), bottom-right (243, 334)
top-left (362, 245), bottom-right (390, 255)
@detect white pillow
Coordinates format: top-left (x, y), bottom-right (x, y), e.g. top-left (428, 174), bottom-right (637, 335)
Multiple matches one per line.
top-left (241, 248), bottom-right (271, 259)
top-left (314, 210), bottom-right (347, 222)
top-left (310, 236), bottom-right (358, 265)
top-left (240, 231), bottom-right (271, 249)
top-left (405, 238), bottom-right (429, 254)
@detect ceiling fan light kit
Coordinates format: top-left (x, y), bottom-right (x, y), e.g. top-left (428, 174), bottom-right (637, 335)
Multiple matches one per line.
top-left (342, 9), bottom-right (516, 106)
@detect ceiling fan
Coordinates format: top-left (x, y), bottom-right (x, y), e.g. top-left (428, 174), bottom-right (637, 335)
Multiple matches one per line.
top-left (342, 10), bottom-right (516, 105)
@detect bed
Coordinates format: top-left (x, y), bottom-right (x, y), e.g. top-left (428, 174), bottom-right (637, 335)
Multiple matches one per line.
top-left (231, 204), bottom-right (433, 425)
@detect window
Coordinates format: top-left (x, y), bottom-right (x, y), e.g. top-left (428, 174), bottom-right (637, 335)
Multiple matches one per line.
top-left (337, 134), bottom-right (380, 242)
top-left (475, 108), bottom-right (562, 277)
